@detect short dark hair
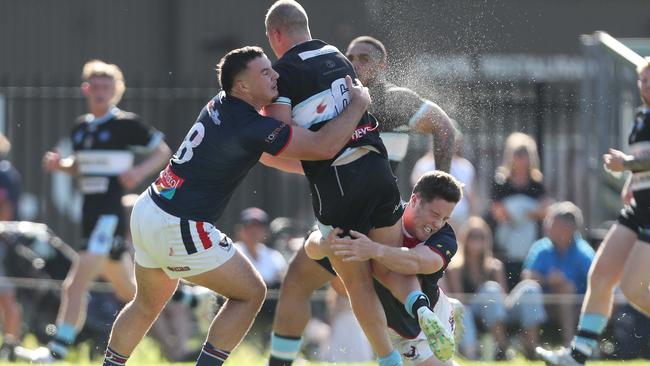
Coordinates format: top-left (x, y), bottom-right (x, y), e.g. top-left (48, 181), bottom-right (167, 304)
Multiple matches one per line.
top-left (349, 36), bottom-right (387, 63)
top-left (413, 171), bottom-right (463, 204)
top-left (216, 46), bottom-right (265, 94)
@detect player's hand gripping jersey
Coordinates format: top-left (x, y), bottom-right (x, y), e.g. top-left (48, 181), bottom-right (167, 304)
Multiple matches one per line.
top-left (272, 40), bottom-right (402, 233)
top-left (272, 40), bottom-right (387, 180)
top-left (150, 91), bottom-right (292, 223)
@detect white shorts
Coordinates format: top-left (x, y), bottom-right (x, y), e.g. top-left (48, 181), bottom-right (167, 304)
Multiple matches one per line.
top-left (130, 192), bottom-right (236, 279)
top-left (389, 290), bottom-right (457, 366)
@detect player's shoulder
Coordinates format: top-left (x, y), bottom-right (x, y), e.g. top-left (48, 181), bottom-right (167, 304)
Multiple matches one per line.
top-left (112, 109), bottom-right (142, 123)
top-left (425, 223), bottom-right (457, 247)
top-left (385, 82), bottom-right (420, 98)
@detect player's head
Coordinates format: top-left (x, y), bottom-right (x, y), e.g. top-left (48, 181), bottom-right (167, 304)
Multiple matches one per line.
top-left (543, 201), bottom-right (583, 251)
top-left (265, 0), bottom-right (311, 58)
top-left (405, 171), bottom-right (463, 241)
top-left (346, 36), bottom-right (387, 85)
top-left (81, 59), bottom-right (125, 107)
top-left (216, 46), bottom-right (279, 108)
top-left (457, 216), bottom-right (494, 266)
top-left (638, 57), bottom-right (650, 106)
top-left (497, 132), bottom-right (543, 183)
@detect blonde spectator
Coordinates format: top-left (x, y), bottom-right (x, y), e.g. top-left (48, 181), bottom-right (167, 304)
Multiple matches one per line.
top-left (446, 217), bottom-right (546, 360)
top-left (490, 132), bottom-right (550, 290)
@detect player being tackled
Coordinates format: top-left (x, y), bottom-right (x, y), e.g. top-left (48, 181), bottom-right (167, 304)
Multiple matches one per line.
top-left (306, 171), bottom-right (465, 365)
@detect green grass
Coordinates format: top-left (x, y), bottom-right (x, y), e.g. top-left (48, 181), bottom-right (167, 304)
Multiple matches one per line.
top-left (1, 339), bottom-right (647, 366)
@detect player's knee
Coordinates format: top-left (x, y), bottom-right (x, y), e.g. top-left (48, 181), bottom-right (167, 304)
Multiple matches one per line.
top-left (249, 278), bottom-right (267, 309)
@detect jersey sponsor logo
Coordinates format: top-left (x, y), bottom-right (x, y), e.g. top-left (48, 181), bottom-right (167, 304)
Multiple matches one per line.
top-left (351, 123), bottom-right (377, 141)
top-left (402, 345), bottom-right (418, 360)
top-left (265, 123), bottom-right (288, 144)
top-left (218, 236), bottom-right (233, 250)
top-left (325, 60), bottom-right (336, 68)
top-left (316, 102), bottom-right (327, 114)
top-left (153, 164), bottom-right (185, 199)
top-left (166, 265), bottom-right (191, 272)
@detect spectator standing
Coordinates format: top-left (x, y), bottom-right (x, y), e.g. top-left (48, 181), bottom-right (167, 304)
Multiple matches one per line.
top-left (490, 132), bottom-right (550, 289)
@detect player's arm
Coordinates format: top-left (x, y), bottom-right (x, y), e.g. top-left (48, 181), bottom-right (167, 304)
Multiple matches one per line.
top-left (259, 153), bottom-right (304, 175)
top-left (604, 147), bottom-right (650, 172)
top-left (42, 151), bottom-right (78, 175)
top-left (411, 101), bottom-right (455, 173)
top-left (272, 76), bottom-right (371, 161)
top-left (331, 230), bottom-right (444, 275)
top-left (119, 140), bottom-right (172, 190)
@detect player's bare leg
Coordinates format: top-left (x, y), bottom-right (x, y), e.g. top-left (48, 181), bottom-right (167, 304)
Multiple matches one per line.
top-left (536, 224), bottom-right (636, 365)
top-left (105, 264), bottom-right (178, 358)
top-left (102, 253), bottom-right (136, 302)
top-left (328, 255), bottom-right (395, 357)
top-left (268, 244), bottom-right (334, 365)
top-left (619, 241), bottom-right (650, 316)
top-left (186, 250), bottom-right (266, 352)
top-left (58, 251), bottom-right (107, 328)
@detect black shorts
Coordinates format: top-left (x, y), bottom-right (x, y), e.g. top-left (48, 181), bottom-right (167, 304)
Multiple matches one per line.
top-left (617, 203), bottom-right (650, 243)
top-left (308, 151), bottom-right (403, 235)
top-left (81, 211), bottom-right (127, 261)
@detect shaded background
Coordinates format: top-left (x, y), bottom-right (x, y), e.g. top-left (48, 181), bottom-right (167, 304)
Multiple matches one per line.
top-left (1, 0), bottom-right (649, 246)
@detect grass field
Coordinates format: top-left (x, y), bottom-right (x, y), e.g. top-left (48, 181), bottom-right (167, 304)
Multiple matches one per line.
top-left (1, 340), bottom-right (647, 366)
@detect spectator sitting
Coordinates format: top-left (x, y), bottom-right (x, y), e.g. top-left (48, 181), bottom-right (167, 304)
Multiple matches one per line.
top-left (445, 216), bottom-right (546, 360)
top-left (234, 207), bottom-right (287, 289)
top-left (234, 207), bottom-right (288, 349)
top-left (490, 132), bottom-right (551, 290)
top-left (521, 201), bottom-right (595, 346)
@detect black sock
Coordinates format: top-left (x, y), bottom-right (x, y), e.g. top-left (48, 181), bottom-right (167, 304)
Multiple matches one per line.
top-left (571, 329), bottom-right (599, 364)
top-left (269, 356), bottom-right (295, 366)
top-left (196, 342), bottom-right (230, 366)
top-left (412, 295), bottom-right (430, 320)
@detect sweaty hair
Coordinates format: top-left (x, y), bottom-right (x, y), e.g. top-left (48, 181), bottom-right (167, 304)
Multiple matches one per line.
top-left (81, 59), bottom-right (126, 105)
top-left (413, 171), bottom-right (463, 204)
top-left (265, 0), bottom-right (309, 35)
top-left (349, 36), bottom-right (387, 63)
top-left (216, 46), bottom-right (265, 94)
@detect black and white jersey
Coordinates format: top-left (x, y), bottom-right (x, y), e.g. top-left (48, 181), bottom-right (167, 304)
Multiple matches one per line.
top-left (272, 39), bottom-right (386, 181)
top-left (371, 82), bottom-right (429, 163)
top-left (629, 108), bottom-right (650, 208)
top-left (150, 92), bottom-right (292, 223)
top-left (71, 107), bottom-right (163, 222)
top-left (375, 223), bottom-right (458, 339)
